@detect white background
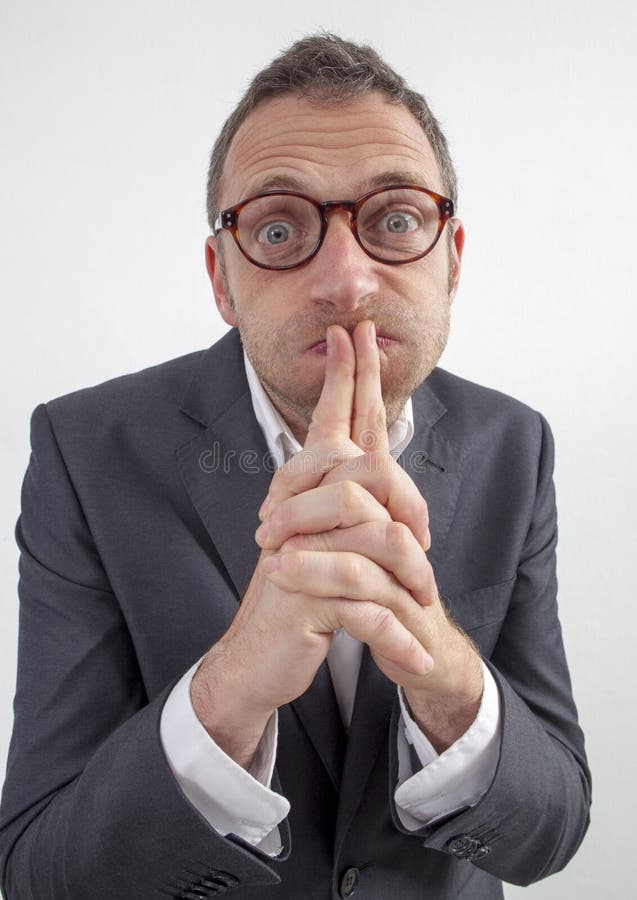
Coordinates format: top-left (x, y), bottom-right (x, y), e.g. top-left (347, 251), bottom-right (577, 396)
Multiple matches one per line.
top-left (1, 1), bottom-right (635, 897)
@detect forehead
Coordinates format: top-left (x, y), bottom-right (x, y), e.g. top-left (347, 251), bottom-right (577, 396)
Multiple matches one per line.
top-left (220, 92), bottom-right (443, 204)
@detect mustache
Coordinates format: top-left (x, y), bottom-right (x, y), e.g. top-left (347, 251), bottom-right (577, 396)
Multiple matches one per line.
top-left (297, 312), bottom-right (404, 345)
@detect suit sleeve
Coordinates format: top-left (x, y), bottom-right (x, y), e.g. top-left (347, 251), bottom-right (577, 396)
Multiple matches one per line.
top-left (389, 412), bottom-right (592, 886)
top-left (0, 404), bottom-right (289, 900)
top-left (159, 660), bottom-right (289, 855)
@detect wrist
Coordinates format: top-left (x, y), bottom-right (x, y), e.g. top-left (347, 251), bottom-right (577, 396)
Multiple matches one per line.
top-left (404, 649), bottom-right (483, 753)
top-left (190, 648), bottom-right (275, 770)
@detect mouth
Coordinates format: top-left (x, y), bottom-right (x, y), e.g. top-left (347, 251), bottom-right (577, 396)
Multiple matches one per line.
top-left (305, 334), bottom-right (399, 354)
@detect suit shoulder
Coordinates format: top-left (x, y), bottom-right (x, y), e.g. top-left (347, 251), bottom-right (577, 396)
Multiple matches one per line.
top-left (423, 367), bottom-right (551, 453)
top-left (42, 348), bottom-right (207, 427)
top-left (428, 367), bottom-right (545, 424)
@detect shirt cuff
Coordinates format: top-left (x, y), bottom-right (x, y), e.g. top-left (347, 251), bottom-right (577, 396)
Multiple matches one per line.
top-left (394, 659), bottom-right (501, 829)
top-left (159, 657), bottom-right (290, 853)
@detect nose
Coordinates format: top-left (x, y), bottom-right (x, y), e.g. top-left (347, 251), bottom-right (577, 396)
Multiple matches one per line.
top-left (306, 209), bottom-right (380, 312)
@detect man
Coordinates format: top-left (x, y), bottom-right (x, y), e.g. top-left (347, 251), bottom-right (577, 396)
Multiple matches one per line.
top-left (0, 33), bottom-right (590, 900)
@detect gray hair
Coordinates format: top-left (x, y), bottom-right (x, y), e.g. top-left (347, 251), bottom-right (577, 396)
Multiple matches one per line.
top-left (206, 33), bottom-right (458, 229)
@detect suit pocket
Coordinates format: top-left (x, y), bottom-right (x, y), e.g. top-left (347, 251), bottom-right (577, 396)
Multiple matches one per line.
top-left (441, 576), bottom-right (516, 657)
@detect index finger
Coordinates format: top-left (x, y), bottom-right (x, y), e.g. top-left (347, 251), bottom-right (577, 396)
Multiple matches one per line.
top-left (304, 324), bottom-right (355, 450)
top-left (258, 324), bottom-right (359, 520)
top-left (351, 320), bottom-right (389, 454)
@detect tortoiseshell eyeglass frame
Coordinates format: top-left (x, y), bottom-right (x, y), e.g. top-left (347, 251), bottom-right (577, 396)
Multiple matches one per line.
top-left (211, 184), bottom-right (455, 271)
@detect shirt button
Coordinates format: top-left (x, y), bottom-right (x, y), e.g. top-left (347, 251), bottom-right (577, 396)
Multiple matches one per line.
top-left (339, 866), bottom-right (360, 897)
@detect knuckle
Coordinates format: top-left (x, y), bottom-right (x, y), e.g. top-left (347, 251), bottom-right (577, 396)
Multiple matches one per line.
top-left (339, 480), bottom-right (363, 514)
top-left (285, 532), bottom-right (329, 553)
top-left (280, 549), bottom-right (304, 575)
top-left (343, 555), bottom-right (363, 587)
top-left (313, 531), bottom-right (332, 552)
top-left (406, 632), bottom-right (424, 660)
top-left (371, 605), bottom-right (395, 636)
top-left (267, 506), bottom-right (283, 534)
top-left (280, 534), bottom-right (307, 552)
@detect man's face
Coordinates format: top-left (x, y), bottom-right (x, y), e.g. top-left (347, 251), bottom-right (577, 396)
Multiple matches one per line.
top-left (206, 92), bottom-right (464, 442)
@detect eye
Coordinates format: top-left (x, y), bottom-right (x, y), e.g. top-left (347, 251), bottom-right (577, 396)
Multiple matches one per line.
top-left (379, 211), bottom-right (419, 233)
top-left (256, 221), bottom-right (297, 245)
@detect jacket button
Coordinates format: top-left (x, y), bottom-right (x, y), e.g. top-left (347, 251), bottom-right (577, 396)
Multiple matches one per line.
top-left (208, 870), bottom-right (239, 888)
top-left (447, 835), bottom-right (481, 858)
top-left (470, 845), bottom-right (492, 861)
top-left (339, 866), bottom-right (360, 897)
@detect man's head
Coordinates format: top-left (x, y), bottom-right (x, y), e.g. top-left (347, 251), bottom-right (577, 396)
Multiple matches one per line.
top-left (206, 34), bottom-right (458, 225)
top-left (204, 33), bottom-right (465, 442)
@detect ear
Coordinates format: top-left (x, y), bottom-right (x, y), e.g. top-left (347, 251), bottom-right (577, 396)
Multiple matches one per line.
top-left (205, 236), bottom-right (238, 327)
top-left (447, 218), bottom-right (466, 305)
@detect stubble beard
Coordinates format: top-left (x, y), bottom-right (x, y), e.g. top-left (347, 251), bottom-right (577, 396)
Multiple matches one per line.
top-left (218, 249), bottom-right (451, 436)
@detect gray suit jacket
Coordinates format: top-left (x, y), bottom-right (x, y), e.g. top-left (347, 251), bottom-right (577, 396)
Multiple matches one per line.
top-left (0, 328), bottom-right (591, 899)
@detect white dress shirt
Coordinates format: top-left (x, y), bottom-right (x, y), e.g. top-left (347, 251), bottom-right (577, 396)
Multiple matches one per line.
top-left (160, 350), bottom-right (501, 855)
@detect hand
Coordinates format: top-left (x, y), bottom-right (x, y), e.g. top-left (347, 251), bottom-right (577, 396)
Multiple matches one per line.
top-left (258, 323), bottom-right (429, 550)
top-left (190, 322), bottom-right (431, 767)
top-left (256, 321), bottom-right (483, 748)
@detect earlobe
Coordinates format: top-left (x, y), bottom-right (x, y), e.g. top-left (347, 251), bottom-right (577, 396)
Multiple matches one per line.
top-left (205, 236), bottom-right (238, 327)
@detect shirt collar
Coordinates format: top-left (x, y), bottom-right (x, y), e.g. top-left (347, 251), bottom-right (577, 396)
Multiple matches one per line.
top-left (243, 350), bottom-right (414, 468)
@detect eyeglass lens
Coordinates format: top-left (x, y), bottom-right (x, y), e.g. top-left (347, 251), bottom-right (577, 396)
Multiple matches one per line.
top-left (235, 188), bottom-right (443, 268)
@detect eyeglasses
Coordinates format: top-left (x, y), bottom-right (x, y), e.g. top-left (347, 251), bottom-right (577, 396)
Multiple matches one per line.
top-left (212, 184), bottom-right (454, 270)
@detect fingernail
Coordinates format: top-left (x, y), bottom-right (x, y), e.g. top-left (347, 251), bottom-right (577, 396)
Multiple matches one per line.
top-left (263, 555), bottom-right (279, 573)
top-left (369, 321), bottom-right (376, 346)
top-left (255, 522), bottom-right (269, 543)
top-left (421, 651), bottom-right (434, 674)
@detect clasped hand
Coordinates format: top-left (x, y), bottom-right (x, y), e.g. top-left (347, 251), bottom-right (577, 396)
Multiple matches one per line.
top-left (192, 321), bottom-right (482, 764)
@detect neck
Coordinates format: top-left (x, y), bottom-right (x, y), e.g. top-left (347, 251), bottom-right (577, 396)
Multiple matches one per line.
top-left (262, 382), bottom-right (402, 452)
top-left (259, 383), bottom-right (311, 447)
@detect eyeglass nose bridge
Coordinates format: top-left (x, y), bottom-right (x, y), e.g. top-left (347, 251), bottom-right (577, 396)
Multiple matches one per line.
top-left (319, 199), bottom-right (358, 223)
top-left (316, 199), bottom-right (360, 249)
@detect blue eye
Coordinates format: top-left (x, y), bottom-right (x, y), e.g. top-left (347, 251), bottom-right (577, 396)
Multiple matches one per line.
top-left (258, 221), bottom-right (293, 244)
top-left (381, 212), bottom-right (417, 233)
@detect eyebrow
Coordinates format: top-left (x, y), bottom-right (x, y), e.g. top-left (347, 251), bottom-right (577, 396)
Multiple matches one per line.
top-left (244, 174), bottom-right (306, 195)
top-left (366, 170), bottom-right (432, 191)
top-left (241, 169), bottom-right (433, 201)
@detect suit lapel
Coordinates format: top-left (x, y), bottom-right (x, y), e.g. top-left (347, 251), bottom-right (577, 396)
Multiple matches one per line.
top-left (175, 389), bottom-right (271, 601)
top-left (399, 379), bottom-right (470, 573)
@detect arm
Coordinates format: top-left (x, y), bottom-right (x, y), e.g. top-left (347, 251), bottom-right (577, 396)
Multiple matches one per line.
top-left (257, 325), bottom-right (589, 882)
top-left (0, 404), bottom-right (287, 900)
top-left (389, 413), bottom-right (592, 885)
top-left (160, 659), bottom-right (288, 856)
top-left (393, 662), bottom-right (501, 829)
